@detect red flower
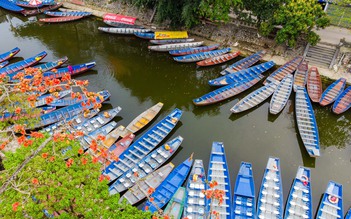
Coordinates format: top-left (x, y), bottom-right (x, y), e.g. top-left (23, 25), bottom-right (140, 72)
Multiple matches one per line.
top-left (12, 202), bottom-right (19, 211)
top-left (81, 157), bottom-right (87, 165)
top-left (49, 156), bottom-right (55, 162)
top-left (31, 178), bottom-right (39, 185)
top-left (99, 175), bottom-right (104, 182)
top-left (78, 148), bottom-right (84, 155)
top-left (14, 107), bottom-right (21, 114)
top-left (41, 153), bottom-right (49, 159)
top-left (92, 157), bottom-right (98, 164)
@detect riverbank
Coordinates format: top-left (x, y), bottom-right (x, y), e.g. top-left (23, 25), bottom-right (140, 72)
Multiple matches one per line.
top-left (59, 0), bottom-right (351, 83)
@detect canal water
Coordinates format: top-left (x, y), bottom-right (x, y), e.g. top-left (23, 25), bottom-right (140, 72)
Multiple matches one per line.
top-left (1, 10), bottom-right (350, 214)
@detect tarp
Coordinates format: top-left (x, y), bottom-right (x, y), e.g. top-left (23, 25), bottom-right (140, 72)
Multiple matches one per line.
top-left (154, 31), bottom-right (188, 40)
top-left (103, 13), bottom-right (136, 25)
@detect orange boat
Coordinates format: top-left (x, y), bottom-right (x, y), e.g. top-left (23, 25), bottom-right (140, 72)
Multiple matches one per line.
top-left (196, 51), bottom-right (240, 67)
top-left (39, 16), bottom-right (83, 23)
top-left (307, 67), bottom-right (323, 102)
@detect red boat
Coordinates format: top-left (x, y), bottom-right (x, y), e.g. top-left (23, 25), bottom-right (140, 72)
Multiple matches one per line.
top-left (39, 16), bottom-right (83, 23)
top-left (22, 3), bottom-right (62, 16)
top-left (196, 51), bottom-right (240, 67)
top-left (307, 67), bottom-right (323, 102)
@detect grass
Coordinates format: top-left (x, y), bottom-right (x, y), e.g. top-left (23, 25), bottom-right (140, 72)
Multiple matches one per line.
top-left (326, 4), bottom-right (351, 28)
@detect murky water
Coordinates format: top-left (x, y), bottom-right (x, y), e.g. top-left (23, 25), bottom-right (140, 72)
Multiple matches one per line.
top-left (1, 10), bottom-right (350, 215)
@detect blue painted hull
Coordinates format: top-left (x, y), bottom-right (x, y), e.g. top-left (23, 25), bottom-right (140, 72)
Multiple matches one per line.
top-left (0, 51), bottom-right (47, 75)
top-left (0, 61), bottom-right (9, 68)
top-left (0, 0), bottom-right (24, 12)
top-left (169, 44), bottom-right (219, 56)
top-left (134, 32), bottom-right (155, 39)
top-left (345, 208), bottom-right (351, 219)
top-left (0, 47), bottom-right (20, 62)
top-left (332, 86), bottom-right (351, 114)
top-left (44, 11), bottom-right (92, 17)
top-left (264, 56), bottom-right (303, 84)
top-left (43, 62), bottom-right (96, 79)
top-left (319, 78), bottom-right (346, 106)
top-left (174, 48), bottom-right (231, 62)
top-left (316, 181), bottom-right (343, 219)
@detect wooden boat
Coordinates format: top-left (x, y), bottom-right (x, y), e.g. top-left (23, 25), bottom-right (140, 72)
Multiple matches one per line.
top-left (316, 181), bottom-right (343, 219)
top-left (74, 107), bottom-right (121, 133)
top-left (196, 51), bottom-right (240, 67)
top-left (284, 166), bottom-right (312, 219)
top-left (32, 90), bottom-right (110, 129)
top-left (108, 136), bottom-right (183, 194)
top-left (0, 51), bottom-right (47, 75)
top-left (35, 89), bottom-right (72, 107)
top-left (264, 56), bottom-right (303, 84)
top-left (148, 41), bottom-right (204, 52)
top-left (193, 74), bottom-right (264, 106)
top-left (98, 27), bottom-right (151, 35)
top-left (101, 125), bottom-right (129, 148)
top-left (120, 163), bottom-right (174, 205)
top-left (142, 156), bottom-right (193, 213)
top-left (0, 61), bottom-right (9, 68)
top-left (293, 61), bottom-right (308, 92)
top-left (0, 0), bottom-right (24, 12)
top-left (257, 157), bottom-right (283, 219)
top-left (220, 50), bottom-right (266, 75)
top-left (134, 32), bottom-right (155, 39)
top-left (44, 11), bottom-right (92, 17)
top-left (169, 44), bottom-right (219, 56)
top-left (173, 48), bottom-right (231, 63)
top-left (83, 121), bottom-right (118, 143)
top-left (43, 62), bottom-right (96, 79)
top-left (39, 16), bottom-right (84, 23)
top-left (102, 108), bottom-right (182, 182)
top-left (230, 80), bottom-right (279, 113)
top-left (183, 159), bottom-right (207, 219)
top-left (16, 1), bottom-right (43, 8)
top-left (208, 61), bottom-right (275, 86)
top-left (207, 142), bottom-right (232, 219)
top-left (21, 3), bottom-right (62, 16)
top-left (125, 102), bottom-right (163, 134)
top-left (319, 78), bottom-right (346, 106)
top-left (332, 86), bottom-right (351, 114)
top-left (103, 20), bottom-right (144, 28)
top-left (0, 47), bottom-right (20, 63)
top-left (295, 87), bottom-right (320, 157)
top-left (269, 74), bottom-right (293, 115)
top-left (48, 93), bottom-right (87, 107)
top-left (150, 38), bottom-right (194, 45)
top-left (345, 208), bottom-right (351, 219)
top-left (307, 67), bottom-right (323, 102)
top-left (163, 187), bottom-right (186, 219)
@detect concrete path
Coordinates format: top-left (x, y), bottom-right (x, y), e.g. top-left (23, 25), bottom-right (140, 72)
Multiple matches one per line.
top-left (315, 26), bottom-right (351, 45)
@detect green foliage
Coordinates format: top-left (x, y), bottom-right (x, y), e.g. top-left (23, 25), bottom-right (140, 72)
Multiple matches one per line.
top-left (326, 3), bottom-right (351, 28)
top-left (239, 0), bottom-right (285, 24)
top-left (198, 0), bottom-right (241, 22)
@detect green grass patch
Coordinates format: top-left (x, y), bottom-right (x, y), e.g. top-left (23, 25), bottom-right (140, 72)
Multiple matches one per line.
top-left (327, 4), bottom-right (351, 28)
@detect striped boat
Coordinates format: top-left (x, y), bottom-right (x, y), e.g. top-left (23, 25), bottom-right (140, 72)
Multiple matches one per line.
top-left (319, 78), bottom-right (346, 106)
top-left (257, 157), bottom-right (283, 219)
top-left (233, 162), bottom-right (256, 219)
top-left (143, 156), bottom-right (193, 213)
top-left (196, 51), bottom-right (240, 67)
top-left (102, 108), bottom-right (182, 182)
top-left (43, 11), bottom-right (92, 17)
top-left (103, 20), bottom-right (144, 28)
top-left (293, 61), bottom-right (308, 92)
top-left (264, 56), bottom-right (303, 84)
top-left (183, 159), bottom-right (207, 219)
top-left (108, 136), bottom-right (183, 194)
top-left (307, 67), bottom-right (323, 102)
top-left (148, 41), bottom-right (204, 52)
top-left (39, 16), bottom-right (84, 23)
top-left (120, 163), bottom-right (174, 205)
top-left (43, 62), bottom-right (96, 79)
top-left (48, 93), bottom-right (86, 107)
top-left (0, 0), bottom-right (24, 12)
top-left (98, 27), bottom-right (151, 35)
top-left (284, 166), bottom-right (312, 219)
top-left (345, 208), bottom-right (351, 219)
top-left (193, 74), bottom-right (264, 106)
top-left (0, 47), bottom-right (20, 63)
top-left (16, 1), bottom-right (43, 8)
top-left (220, 50), bottom-right (266, 75)
top-left (316, 181), bottom-right (343, 219)
top-left (163, 187), bottom-right (186, 219)
top-left (230, 80), bottom-right (279, 113)
top-left (150, 38), bottom-right (194, 45)
top-left (0, 51), bottom-right (47, 75)
top-left (269, 74), bottom-right (293, 115)
top-left (21, 3), bottom-right (62, 16)
top-left (295, 87), bottom-right (320, 157)
top-left (35, 89), bottom-right (72, 107)
top-left (169, 44), bottom-right (219, 56)
top-left (207, 142), bottom-right (232, 219)
top-left (208, 61), bottom-right (275, 86)
top-left (173, 48), bottom-right (231, 63)
top-left (332, 86), bottom-right (351, 114)
top-left (134, 32), bottom-right (155, 40)
top-left (0, 61), bottom-right (9, 68)
top-left (84, 121), bottom-right (118, 142)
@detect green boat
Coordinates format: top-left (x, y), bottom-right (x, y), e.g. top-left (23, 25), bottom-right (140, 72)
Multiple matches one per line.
top-left (163, 187), bottom-right (186, 219)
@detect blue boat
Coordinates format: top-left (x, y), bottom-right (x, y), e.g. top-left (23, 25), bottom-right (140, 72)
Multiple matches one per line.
top-left (35, 89), bottom-right (71, 107)
top-left (316, 181), bottom-right (343, 219)
top-left (0, 61), bottom-right (9, 68)
top-left (345, 208), bottom-right (351, 219)
top-left (169, 44), bottom-right (219, 56)
top-left (264, 56), bottom-right (303, 84)
top-left (33, 90), bottom-right (110, 128)
top-left (0, 0), bottom-right (24, 12)
top-left (233, 162), bottom-right (256, 219)
top-left (174, 48), bottom-right (231, 63)
top-left (48, 93), bottom-right (87, 107)
top-left (183, 159), bottom-right (207, 219)
top-left (257, 157), bottom-right (283, 219)
top-left (43, 11), bottom-right (92, 17)
top-left (134, 32), bottom-right (155, 39)
top-left (0, 47), bottom-right (20, 63)
top-left (84, 121), bottom-right (117, 142)
top-left (284, 166), bottom-right (312, 219)
top-left (332, 86), bottom-right (351, 114)
top-left (16, 0), bottom-right (44, 8)
top-left (109, 136), bottom-right (183, 195)
top-left (319, 78), bottom-right (346, 106)
top-left (193, 74), bottom-right (264, 106)
top-left (8, 57), bottom-right (68, 81)
top-left (102, 108), bottom-right (183, 182)
top-left (0, 51), bottom-right (47, 75)
top-left (220, 50), bottom-right (266, 75)
top-left (207, 142), bottom-right (232, 219)
top-left (42, 62), bottom-right (96, 79)
top-left (295, 87), bottom-right (320, 157)
top-left (142, 155), bottom-right (193, 213)
top-left (209, 61), bottom-right (275, 86)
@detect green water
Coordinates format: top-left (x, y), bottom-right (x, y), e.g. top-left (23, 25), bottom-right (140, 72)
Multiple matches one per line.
top-left (1, 10), bottom-right (350, 214)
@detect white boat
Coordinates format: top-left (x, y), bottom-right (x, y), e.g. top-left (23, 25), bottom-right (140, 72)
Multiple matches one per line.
top-left (148, 41), bottom-right (204, 52)
top-left (269, 74), bottom-right (293, 115)
top-left (98, 27), bottom-right (151, 34)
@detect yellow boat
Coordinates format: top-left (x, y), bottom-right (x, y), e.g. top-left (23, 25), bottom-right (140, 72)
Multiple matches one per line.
top-left (154, 31), bottom-right (188, 39)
